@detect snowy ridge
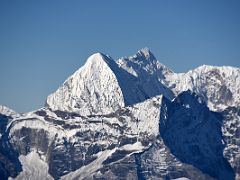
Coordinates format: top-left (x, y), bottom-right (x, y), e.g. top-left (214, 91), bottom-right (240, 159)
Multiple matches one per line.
top-left (0, 105), bottom-right (19, 117)
top-left (9, 95), bottom-right (163, 145)
top-left (45, 48), bottom-right (240, 115)
top-left (117, 48), bottom-right (240, 112)
top-left (165, 65), bottom-right (240, 111)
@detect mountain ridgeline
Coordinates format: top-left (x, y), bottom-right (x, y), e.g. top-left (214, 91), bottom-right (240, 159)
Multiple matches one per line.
top-left (0, 48), bottom-right (239, 180)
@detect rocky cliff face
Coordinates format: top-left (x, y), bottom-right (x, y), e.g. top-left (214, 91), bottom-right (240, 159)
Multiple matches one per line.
top-left (6, 96), bottom-right (162, 179)
top-left (221, 107), bottom-right (240, 180)
top-left (0, 107), bottom-right (21, 179)
top-left (0, 48), bottom-right (239, 180)
top-left (159, 91), bottom-right (234, 180)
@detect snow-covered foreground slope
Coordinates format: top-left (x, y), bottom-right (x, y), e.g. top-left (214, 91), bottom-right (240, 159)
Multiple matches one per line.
top-left (0, 48), bottom-right (240, 180)
top-left (9, 150), bottom-right (53, 180)
top-left (6, 95), bottom-right (162, 179)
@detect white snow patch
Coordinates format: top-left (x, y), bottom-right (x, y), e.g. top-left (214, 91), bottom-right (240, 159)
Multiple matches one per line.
top-left (125, 95), bottom-right (163, 136)
top-left (9, 118), bottom-right (78, 140)
top-left (9, 150), bottom-right (53, 180)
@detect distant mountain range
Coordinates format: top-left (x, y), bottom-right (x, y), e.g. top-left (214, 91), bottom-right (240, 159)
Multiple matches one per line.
top-left (1, 48), bottom-right (239, 180)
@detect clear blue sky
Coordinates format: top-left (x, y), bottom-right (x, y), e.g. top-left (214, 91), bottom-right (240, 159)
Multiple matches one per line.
top-left (0, 0), bottom-right (239, 113)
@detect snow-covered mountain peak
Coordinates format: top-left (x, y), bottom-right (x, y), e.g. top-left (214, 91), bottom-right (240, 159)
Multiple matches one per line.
top-left (45, 52), bottom-right (125, 116)
top-left (124, 47), bottom-right (156, 66)
top-left (0, 105), bottom-right (19, 117)
top-left (85, 52), bottom-right (105, 65)
top-left (135, 47), bottom-right (156, 61)
top-left (188, 64), bottom-right (239, 77)
top-left (117, 48), bottom-right (173, 78)
top-left (84, 52), bottom-right (112, 67)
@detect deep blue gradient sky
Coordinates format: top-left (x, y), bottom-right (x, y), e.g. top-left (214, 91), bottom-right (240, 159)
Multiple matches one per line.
top-left (0, 0), bottom-right (240, 112)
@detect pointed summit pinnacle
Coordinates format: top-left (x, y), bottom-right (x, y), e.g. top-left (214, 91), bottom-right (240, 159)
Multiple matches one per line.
top-left (85, 52), bottom-right (111, 65)
top-left (132, 47), bottom-right (156, 63)
top-left (138, 47), bottom-right (152, 56)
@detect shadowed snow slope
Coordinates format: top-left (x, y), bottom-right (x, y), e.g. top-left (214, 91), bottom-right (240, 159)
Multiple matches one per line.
top-left (160, 90), bottom-right (235, 180)
top-left (116, 48), bottom-right (174, 103)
